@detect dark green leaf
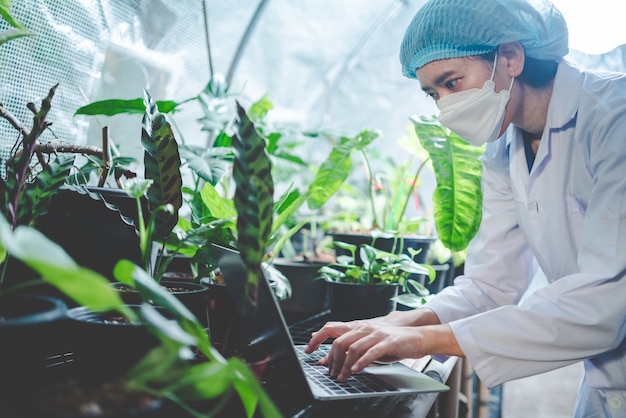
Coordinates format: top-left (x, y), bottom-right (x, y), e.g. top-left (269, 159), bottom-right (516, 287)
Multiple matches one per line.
top-left (142, 91), bottom-right (183, 239)
top-left (74, 98), bottom-right (179, 116)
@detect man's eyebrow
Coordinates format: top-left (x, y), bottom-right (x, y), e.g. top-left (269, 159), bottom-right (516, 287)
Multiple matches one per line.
top-left (421, 70), bottom-right (456, 92)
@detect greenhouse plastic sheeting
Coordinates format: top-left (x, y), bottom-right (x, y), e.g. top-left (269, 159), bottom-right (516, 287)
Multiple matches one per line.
top-left (1, 0), bottom-right (624, 171)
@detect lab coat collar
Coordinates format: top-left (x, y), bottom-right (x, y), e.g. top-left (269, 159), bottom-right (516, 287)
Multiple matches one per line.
top-left (546, 59), bottom-right (582, 131)
top-left (504, 59), bottom-right (582, 149)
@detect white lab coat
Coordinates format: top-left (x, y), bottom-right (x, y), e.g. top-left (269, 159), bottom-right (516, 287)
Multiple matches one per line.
top-left (424, 59), bottom-right (626, 417)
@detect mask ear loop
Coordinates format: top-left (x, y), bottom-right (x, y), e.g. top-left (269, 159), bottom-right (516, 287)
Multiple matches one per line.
top-left (490, 51), bottom-right (498, 80)
top-left (491, 50), bottom-right (516, 92)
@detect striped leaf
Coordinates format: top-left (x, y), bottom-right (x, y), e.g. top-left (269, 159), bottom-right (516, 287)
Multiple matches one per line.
top-left (232, 101), bottom-right (274, 310)
top-left (141, 91), bottom-right (182, 239)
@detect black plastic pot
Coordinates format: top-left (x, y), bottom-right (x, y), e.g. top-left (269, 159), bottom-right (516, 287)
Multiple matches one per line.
top-left (0, 293), bottom-right (70, 407)
top-left (200, 278), bottom-right (236, 349)
top-left (112, 280), bottom-right (210, 328)
top-left (272, 258), bottom-right (329, 318)
top-left (65, 305), bottom-right (161, 380)
top-left (327, 281), bottom-right (401, 321)
top-left (330, 232), bottom-right (435, 265)
top-left (35, 187), bottom-right (143, 281)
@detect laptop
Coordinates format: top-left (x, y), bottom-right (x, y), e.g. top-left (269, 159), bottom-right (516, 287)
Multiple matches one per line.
top-left (213, 244), bottom-right (449, 409)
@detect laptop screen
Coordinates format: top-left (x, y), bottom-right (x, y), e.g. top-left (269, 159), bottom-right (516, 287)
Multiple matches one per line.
top-left (214, 245), bottom-right (314, 413)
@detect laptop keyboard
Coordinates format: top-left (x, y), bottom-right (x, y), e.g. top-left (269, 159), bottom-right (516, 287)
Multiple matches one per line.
top-left (295, 345), bottom-right (399, 396)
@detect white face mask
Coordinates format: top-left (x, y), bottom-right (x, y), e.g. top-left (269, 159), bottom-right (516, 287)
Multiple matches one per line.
top-left (437, 53), bottom-right (515, 146)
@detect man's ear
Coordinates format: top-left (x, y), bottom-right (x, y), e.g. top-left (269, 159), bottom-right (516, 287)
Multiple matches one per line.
top-left (498, 42), bottom-right (525, 78)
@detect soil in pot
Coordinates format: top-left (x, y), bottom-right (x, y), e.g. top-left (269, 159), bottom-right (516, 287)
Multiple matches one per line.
top-left (32, 379), bottom-right (162, 418)
top-left (112, 281), bottom-right (210, 328)
top-left (327, 281), bottom-right (401, 321)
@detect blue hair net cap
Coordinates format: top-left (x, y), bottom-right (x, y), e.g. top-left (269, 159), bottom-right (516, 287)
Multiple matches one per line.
top-left (400, 0), bottom-right (569, 78)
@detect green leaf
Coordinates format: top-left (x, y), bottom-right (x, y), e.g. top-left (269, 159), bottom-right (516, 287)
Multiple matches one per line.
top-left (74, 98), bottom-right (179, 116)
top-left (232, 101), bottom-right (274, 270)
top-left (199, 182), bottom-right (237, 221)
top-left (247, 95), bottom-right (274, 122)
top-left (411, 116), bottom-right (483, 252)
top-left (0, 28), bottom-right (33, 45)
top-left (113, 260), bottom-right (209, 350)
top-left (0, 2), bottom-right (27, 30)
top-left (0, 219), bottom-right (126, 312)
top-left (142, 91), bottom-right (183, 239)
top-left (179, 145), bottom-right (233, 186)
top-left (307, 129), bottom-right (381, 209)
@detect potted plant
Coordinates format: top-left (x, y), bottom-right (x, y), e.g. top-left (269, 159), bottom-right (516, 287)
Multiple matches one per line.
top-left (318, 127), bottom-right (436, 266)
top-left (0, 210), bottom-right (281, 417)
top-left (318, 240), bottom-right (434, 321)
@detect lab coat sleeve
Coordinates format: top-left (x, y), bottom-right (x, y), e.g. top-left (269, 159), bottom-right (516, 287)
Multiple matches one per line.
top-left (424, 137), bottom-right (537, 323)
top-left (446, 104), bottom-right (626, 388)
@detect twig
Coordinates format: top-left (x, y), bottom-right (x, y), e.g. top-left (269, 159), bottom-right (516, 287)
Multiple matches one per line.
top-left (0, 103), bottom-right (29, 137)
top-left (97, 126), bottom-right (112, 187)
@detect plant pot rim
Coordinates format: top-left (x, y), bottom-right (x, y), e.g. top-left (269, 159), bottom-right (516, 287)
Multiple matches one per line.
top-left (325, 280), bottom-right (402, 288)
top-left (330, 231), bottom-right (436, 240)
top-left (111, 280), bottom-right (209, 295)
top-left (272, 258), bottom-right (330, 268)
top-left (0, 293), bottom-right (66, 327)
top-left (66, 305), bottom-right (147, 327)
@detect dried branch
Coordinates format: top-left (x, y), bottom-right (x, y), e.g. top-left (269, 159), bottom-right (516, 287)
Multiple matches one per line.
top-left (0, 103), bottom-right (29, 137)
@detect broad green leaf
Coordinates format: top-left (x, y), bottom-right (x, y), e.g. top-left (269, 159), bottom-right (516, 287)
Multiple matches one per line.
top-left (179, 145), bottom-right (233, 186)
top-left (307, 129), bottom-right (381, 209)
top-left (74, 98), bottom-right (179, 116)
top-left (0, 2), bottom-right (26, 30)
top-left (412, 116), bottom-right (483, 252)
top-left (113, 260), bottom-right (208, 350)
top-left (142, 91), bottom-right (183, 239)
top-left (139, 303), bottom-right (196, 346)
top-left (247, 95), bottom-right (273, 122)
top-left (0, 221), bottom-right (125, 311)
top-left (200, 182), bottom-right (237, 220)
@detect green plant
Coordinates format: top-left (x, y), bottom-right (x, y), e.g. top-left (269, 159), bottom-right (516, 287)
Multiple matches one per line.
top-left (0, 2), bottom-right (33, 47)
top-left (318, 240), bottom-right (435, 306)
top-left (411, 115), bottom-right (484, 252)
top-left (0, 211), bottom-right (280, 418)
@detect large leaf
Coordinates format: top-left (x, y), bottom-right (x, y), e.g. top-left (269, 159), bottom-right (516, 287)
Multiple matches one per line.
top-left (411, 116), bottom-right (483, 251)
top-left (232, 101), bottom-right (274, 311)
top-left (179, 144), bottom-right (233, 186)
top-left (74, 98), bottom-right (179, 116)
top-left (199, 182), bottom-right (237, 222)
top-left (0, 216), bottom-right (127, 313)
top-left (142, 91), bottom-right (183, 239)
top-left (307, 128), bottom-right (381, 209)
top-left (0, 2), bottom-right (28, 30)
